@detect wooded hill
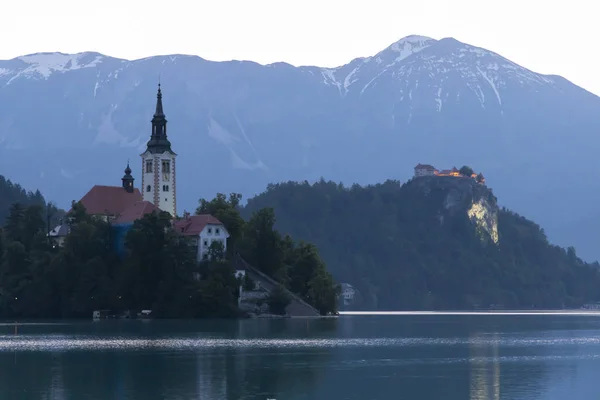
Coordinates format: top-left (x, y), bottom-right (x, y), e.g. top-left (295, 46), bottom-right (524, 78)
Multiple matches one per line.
top-left (242, 178), bottom-right (600, 310)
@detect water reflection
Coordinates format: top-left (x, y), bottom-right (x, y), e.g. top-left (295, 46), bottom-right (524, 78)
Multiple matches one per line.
top-left (1, 317), bottom-right (600, 399)
top-left (469, 332), bottom-right (500, 400)
top-left (48, 355), bottom-right (65, 400)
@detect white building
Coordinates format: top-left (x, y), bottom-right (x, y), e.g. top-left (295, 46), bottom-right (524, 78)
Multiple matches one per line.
top-left (141, 84), bottom-right (177, 218)
top-left (174, 214), bottom-right (230, 262)
top-left (414, 163), bottom-right (437, 177)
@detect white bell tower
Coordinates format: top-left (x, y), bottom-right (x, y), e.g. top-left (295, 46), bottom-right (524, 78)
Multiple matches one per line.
top-left (140, 84), bottom-right (177, 217)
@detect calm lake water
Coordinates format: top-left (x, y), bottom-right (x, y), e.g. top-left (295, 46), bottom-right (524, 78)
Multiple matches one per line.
top-left (1, 313), bottom-right (600, 399)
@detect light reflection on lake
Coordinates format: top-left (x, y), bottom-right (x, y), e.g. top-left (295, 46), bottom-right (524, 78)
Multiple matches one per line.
top-left (0, 315), bottom-right (599, 399)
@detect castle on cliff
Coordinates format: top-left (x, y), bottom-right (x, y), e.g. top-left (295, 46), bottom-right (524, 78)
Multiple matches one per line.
top-left (414, 164), bottom-right (486, 185)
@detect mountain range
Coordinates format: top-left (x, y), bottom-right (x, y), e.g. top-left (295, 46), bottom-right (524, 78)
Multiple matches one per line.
top-left (1, 35), bottom-right (599, 260)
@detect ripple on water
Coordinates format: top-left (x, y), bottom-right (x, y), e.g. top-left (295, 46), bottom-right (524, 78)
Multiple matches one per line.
top-left (0, 334), bottom-right (600, 352)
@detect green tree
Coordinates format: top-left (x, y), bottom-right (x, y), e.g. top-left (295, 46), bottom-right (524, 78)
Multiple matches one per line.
top-left (459, 165), bottom-right (474, 177)
top-left (192, 260), bottom-right (240, 318)
top-left (267, 284), bottom-right (291, 315)
top-left (121, 211), bottom-right (176, 310)
top-left (242, 273), bottom-right (255, 291)
top-left (207, 239), bottom-right (225, 261)
top-left (242, 208), bottom-right (284, 278)
top-left (287, 243), bottom-right (323, 298)
top-left (307, 271), bottom-right (339, 315)
top-left (0, 241), bottom-right (31, 317)
top-left (4, 203), bottom-right (26, 244)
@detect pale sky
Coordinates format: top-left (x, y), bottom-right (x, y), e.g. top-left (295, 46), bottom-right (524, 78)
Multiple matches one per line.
top-left (3, 0), bottom-right (599, 94)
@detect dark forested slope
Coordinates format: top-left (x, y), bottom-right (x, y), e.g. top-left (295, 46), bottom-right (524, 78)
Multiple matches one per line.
top-left (0, 175), bottom-right (47, 224)
top-left (242, 177), bottom-right (600, 310)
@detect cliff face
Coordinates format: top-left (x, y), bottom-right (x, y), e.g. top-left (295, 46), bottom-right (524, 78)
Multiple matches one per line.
top-left (408, 176), bottom-right (499, 244)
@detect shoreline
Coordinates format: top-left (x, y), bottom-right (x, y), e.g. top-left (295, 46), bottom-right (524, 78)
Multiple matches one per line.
top-left (340, 310), bottom-right (600, 316)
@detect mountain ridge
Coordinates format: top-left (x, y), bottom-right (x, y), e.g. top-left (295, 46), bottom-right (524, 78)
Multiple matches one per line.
top-left (1, 35), bottom-right (600, 261)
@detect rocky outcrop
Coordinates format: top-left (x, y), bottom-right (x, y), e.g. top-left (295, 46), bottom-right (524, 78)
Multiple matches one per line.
top-left (411, 175), bottom-right (499, 244)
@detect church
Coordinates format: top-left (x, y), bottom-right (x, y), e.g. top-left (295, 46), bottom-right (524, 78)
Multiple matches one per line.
top-left (50, 84), bottom-right (229, 260)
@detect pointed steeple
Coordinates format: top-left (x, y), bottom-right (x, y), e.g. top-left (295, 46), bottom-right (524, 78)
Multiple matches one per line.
top-left (146, 83), bottom-right (173, 154)
top-left (122, 161), bottom-right (135, 193)
top-left (154, 83), bottom-right (164, 117)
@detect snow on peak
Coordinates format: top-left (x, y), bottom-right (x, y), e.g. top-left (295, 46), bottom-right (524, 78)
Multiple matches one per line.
top-left (386, 35), bottom-right (435, 62)
top-left (393, 35), bottom-right (435, 45)
top-left (19, 52), bottom-right (103, 75)
top-left (3, 52), bottom-right (104, 84)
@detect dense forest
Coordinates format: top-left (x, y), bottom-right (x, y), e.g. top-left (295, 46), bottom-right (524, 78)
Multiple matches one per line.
top-left (242, 177), bottom-right (600, 310)
top-left (0, 176), bottom-right (61, 225)
top-left (0, 177), bottom-right (338, 318)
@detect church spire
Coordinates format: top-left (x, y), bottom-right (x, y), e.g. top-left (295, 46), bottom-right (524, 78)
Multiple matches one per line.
top-left (154, 83), bottom-right (164, 117)
top-left (145, 83), bottom-right (173, 154)
top-left (122, 160), bottom-right (134, 193)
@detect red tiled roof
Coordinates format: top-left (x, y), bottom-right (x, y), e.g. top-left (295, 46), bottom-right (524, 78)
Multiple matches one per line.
top-left (173, 214), bottom-right (225, 236)
top-left (76, 185), bottom-right (143, 216)
top-left (114, 201), bottom-right (161, 224)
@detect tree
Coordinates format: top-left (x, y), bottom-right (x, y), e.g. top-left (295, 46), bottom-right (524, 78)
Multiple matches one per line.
top-left (267, 284), bottom-right (291, 315)
top-left (121, 211), bottom-right (179, 311)
top-left (242, 208), bottom-right (284, 278)
top-left (207, 240), bottom-right (225, 261)
top-left (287, 243), bottom-right (323, 298)
top-left (66, 201), bottom-right (93, 226)
top-left (0, 241), bottom-right (31, 317)
top-left (4, 203), bottom-right (26, 244)
top-left (192, 259), bottom-right (240, 318)
top-left (307, 272), bottom-right (339, 315)
top-left (243, 273), bottom-right (255, 291)
top-left (459, 165), bottom-right (474, 177)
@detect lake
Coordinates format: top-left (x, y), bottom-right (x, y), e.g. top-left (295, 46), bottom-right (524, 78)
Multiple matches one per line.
top-left (1, 313), bottom-right (600, 399)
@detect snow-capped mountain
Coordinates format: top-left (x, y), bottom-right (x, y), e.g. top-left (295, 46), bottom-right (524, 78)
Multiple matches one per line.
top-left (1, 35), bottom-right (600, 260)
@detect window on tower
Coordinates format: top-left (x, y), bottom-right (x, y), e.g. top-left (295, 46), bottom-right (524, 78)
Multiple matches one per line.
top-left (146, 185), bottom-right (151, 192)
top-left (145, 160), bottom-right (153, 173)
top-left (162, 160), bottom-right (170, 181)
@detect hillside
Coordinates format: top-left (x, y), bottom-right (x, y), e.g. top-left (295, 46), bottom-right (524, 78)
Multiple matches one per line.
top-left (0, 35), bottom-right (600, 260)
top-left (0, 175), bottom-right (46, 224)
top-left (242, 177), bottom-right (600, 310)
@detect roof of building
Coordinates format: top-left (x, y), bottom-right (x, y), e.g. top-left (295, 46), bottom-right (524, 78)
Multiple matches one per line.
top-left (415, 163), bottom-right (436, 170)
top-left (76, 185), bottom-right (143, 216)
top-left (113, 201), bottom-right (161, 225)
top-left (173, 214), bottom-right (225, 236)
top-left (48, 224), bottom-right (70, 237)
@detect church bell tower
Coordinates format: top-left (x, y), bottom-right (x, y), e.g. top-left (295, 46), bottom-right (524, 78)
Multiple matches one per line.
top-left (140, 84), bottom-right (177, 217)
top-left (122, 161), bottom-right (134, 193)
